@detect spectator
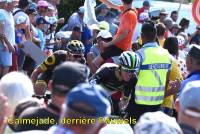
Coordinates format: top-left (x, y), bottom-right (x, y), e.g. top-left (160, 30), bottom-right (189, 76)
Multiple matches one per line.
top-left (104, 12), bottom-right (118, 36)
top-left (163, 37), bottom-right (187, 78)
top-left (178, 18), bottom-right (190, 37)
top-left (81, 24), bottom-right (93, 56)
top-left (133, 11), bottom-right (149, 43)
top-left (96, 4), bottom-right (109, 21)
top-left (15, 16), bottom-right (31, 71)
top-left (171, 23), bottom-right (180, 36)
top-left (156, 23), bottom-right (166, 47)
top-left (179, 44), bottom-right (200, 95)
top-left (13, 0), bottom-right (32, 39)
top-left (162, 37), bottom-right (183, 116)
top-left (37, 0), bottom-right (48, 17)
top-left (35, 17), bottom-right (48, 51)
top-left (61, 6), bottom-right (85, 31)
top-left (0, 72), bottom-right (34, 133)
top-left (48, 83), bottom-right (111, 134)
top-left (70, 25), bottom-right (83, 41)
top-left (156, 9), bottom-right (168, 24)
top-left (16, 62), bottom-right (89, 131)
top-left (170, 10), bottom-right (178, 22)
top-left (87, 30), bottom-right (112, 73)
top-left (190, 25), bottom-right (200, 45)
top-left (137, 0), bottom-right (150, 18)
top-left (163, 18), bottom-right (173, 38)
top-left (92, 0), bottom-right (137, 72)
top-left (134, 111), bottom-right (183, 134)
top-left (0, 0), bottom-right (16, 77)
top-left (175, 81), bottom-right (200, 133)
top-left (10, 98), bottom-right (43, 131)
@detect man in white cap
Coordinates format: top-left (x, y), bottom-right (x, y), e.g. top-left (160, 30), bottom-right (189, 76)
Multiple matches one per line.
top-left (175, 80), bottom-right (200, 133)
top-left (0, 0), bottom-right (15, 77)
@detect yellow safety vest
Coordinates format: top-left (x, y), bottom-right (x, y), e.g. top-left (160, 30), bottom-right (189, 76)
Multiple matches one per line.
top-left (135, 46), bottom-right (171, 105)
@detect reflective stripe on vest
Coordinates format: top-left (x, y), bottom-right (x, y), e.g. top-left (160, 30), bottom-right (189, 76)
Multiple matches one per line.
top-left (135, 46), bottom-right (171, 105)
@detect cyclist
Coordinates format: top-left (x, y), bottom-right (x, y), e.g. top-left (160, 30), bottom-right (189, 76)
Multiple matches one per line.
top-left (90, 51), bottom-right (140, 115)
top-left (31, 40), bottom-right (85, 95)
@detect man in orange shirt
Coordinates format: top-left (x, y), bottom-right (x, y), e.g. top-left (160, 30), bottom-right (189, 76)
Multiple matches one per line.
top-left (91, 0), bottom-right (137, 73)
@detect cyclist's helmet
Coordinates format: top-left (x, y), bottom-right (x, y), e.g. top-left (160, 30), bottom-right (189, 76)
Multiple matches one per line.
top-left (119, 51), bottom-right (140, 72)
top-left (66, 40), bottom-right (85, 54)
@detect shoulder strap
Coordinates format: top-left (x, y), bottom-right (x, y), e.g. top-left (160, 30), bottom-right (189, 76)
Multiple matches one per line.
top-left (12, 9), bottom-right (24, 16)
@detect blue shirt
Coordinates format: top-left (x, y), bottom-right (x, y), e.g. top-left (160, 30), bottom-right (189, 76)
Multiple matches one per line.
top-left (179, 70), bottom-right (200, 96)
top-left (36, 28), bottom-right (45, 51)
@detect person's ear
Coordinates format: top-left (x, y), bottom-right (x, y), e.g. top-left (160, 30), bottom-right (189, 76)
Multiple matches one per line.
top-left (175, 98), bottom-right (180, 112)
top-left (48, 80), bottom-right (53, 92)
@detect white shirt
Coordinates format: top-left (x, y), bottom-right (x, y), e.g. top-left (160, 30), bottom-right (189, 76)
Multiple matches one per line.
top-left (0, 9), bottom-right (15, 46)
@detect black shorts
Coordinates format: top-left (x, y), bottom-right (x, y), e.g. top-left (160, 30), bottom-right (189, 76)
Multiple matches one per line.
top-left (101, 45), bottom-right (123, 60)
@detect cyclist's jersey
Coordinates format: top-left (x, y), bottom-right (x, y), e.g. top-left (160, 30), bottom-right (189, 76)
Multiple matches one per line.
top-left (40, 50), bottom-right (67, 72)
top-left (90, 63), bottom-right (137, 97)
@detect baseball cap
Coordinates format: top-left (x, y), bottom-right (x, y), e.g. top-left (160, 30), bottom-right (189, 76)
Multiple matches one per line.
top-left (99, 21), bottom-right (110, 31)
top-left (37, 0), bottom-right (48, 7)
top-left (15, 16), bottom-right (26, 25)
top-left (72, 25), bottom-right (83, 32)
top-left (66, 83), bottom-right (111, 118)
top-left (179, 80), bottom-right (200, 117)
top-left (134, 111), bottom-right (183, 134)
top-left (78, 6), bottom-right (85, 14)
top-left (36, 17), bottom-right (49, 25)
top-left (160, 9), bottom-right (168, 15)
top-left (26, 7), bottom-right (38, 15)
top-left (47, 16), bottom-right (58, 25)
top-left (97, 30), bottom-right (112, 39)
top-left (52, 62), bottom-right (89, 94)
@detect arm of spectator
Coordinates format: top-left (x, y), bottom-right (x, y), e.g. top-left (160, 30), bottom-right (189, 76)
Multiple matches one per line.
top-left (103, 29), bottom-right (129, 48)
top-left (0, 32), bottom-right (15, 52)
top-left (2, 35), bottom-right (15, 53)
top-left (164, 79), bottom-right (181, 98)
top-left (24, 24), bottom-right (32, 42)
top-left (99, 0), bottom-right (120, 10)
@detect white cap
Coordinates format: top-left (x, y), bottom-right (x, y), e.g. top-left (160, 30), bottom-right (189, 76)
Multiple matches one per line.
top-left (97, 30), bottom-right (112, 39)
top-left (99, 124), bottom-right (134, 134)
top-left (15, 16), bottom-right (26, 25)
top-left (55, 31), bottom-right (71, 39)
top-left (47, 16), bottom-right (58, 25)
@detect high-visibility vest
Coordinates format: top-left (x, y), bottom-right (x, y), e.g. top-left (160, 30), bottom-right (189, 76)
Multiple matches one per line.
top-left (135, 46), bottom-right (171, 105)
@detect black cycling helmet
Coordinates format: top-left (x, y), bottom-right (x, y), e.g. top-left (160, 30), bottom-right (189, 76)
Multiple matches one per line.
top-left (66, 40), bottom-right (85, 54)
